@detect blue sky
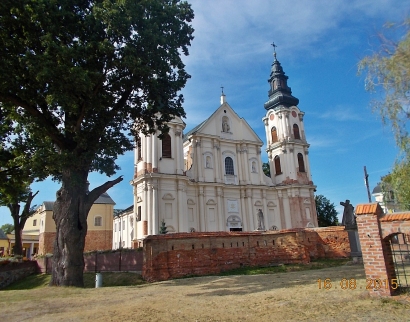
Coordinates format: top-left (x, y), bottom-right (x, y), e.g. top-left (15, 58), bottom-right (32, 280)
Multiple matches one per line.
top-left (1, 0), bottom-right (409, 227)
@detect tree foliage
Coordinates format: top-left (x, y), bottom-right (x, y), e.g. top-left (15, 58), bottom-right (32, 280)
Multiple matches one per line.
top-left (0, 223), bottom-right (14, 234)
top-left (315, 195), bottom-right (339, 227)
top-left (262, 162), bottom-right (271, 177)
top-left (159, 219), bottom-right (168, 234)
top-left (358, 19), bottom-right (410, 152)
top-left (0, 105), bottom-right (42, 255)
top-left (359, 18), bottom-right (410, 211)
top-left (381, 163), bottom-right (410, 210)
top-left (0, 0), bottom-right (194, 286)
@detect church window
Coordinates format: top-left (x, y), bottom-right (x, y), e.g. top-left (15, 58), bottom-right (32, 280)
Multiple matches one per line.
top-left (137, 206), bottom-right (141, 221)
top-left (33, 219), bottom-right (37, 226)
top-left (94, 216), bottom-right (102, 227)
top-left (293, 124), bottom-right (300, 140)
top-left (123, 220), bottom-right (125, 230)
top-left (162, 134), bottom-right (172, 158)
top-left (274, 155), bottom-right (282, 175)
top-left (225, 157), bottom-right (234, 175)
top-left (271, 127), bottom-right (278, 143)
top-left (298, 153), bottom-right (305, 172)
top-left (136, 138), bottom-right (142, 161)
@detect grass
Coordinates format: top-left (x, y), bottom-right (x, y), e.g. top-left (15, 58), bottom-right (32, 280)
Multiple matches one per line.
top-left (3, 272), bottom-right (146, 290)
top-left (4, 257), bottom-right (350, 290)
top-left (218, 258), bottom-right (351, 276)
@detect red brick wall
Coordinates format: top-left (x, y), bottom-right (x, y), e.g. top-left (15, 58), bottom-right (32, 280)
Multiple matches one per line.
top-left (356, 203), bottom-right (410, 296)
top-left (38, 232), bottom-right (56, 255)
top-left (304, 226), bottom-right (351, 259)
top-left (39, 229), bottom-right (112, 255)
top-left (142, 228), bottom-right (350, 282)
top-left (36, 250), bottom-right (143, 273)
top-left (84, 230), bottom-right (112, 252)
top-left (83, 250), bottom-right (143, 272)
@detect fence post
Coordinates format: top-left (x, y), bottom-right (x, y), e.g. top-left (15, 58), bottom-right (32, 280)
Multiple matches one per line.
top-left (356, 203), bottom-right (397, 296)
top-left (119, 248), bottom-right (122, 271)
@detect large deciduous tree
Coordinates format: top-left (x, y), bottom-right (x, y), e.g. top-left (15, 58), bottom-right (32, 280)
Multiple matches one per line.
top-left (0, 105), bottom-right (41, 256)
top-left (359, 19), bottom-right (410, 210)
top-left (315, 195), bottom-right (339, 227)
top-left (358, 19), bottom-right (410, 151)
top-left (0, 0), bottom-right (194, 286)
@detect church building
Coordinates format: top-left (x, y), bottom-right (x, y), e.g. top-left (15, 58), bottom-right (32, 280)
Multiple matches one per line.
top-left (130, 51), bottom-right (318, 247)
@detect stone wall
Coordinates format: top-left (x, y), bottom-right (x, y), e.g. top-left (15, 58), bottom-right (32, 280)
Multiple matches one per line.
top-left (0, 261), bottom-right (38, 289)
top-left (142, 227), bottom-right (350, 282)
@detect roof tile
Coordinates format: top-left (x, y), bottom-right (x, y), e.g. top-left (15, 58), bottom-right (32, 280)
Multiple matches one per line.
top-left (355, 203), bottom-right (382, 215)
top-left (380, 212), bottom-right (410, 222)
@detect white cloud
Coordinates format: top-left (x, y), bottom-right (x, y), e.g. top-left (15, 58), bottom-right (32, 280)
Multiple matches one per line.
top-left (185, 0), bottom-right (408, 67)
top-left (319, 106), bottom-right (364, 121)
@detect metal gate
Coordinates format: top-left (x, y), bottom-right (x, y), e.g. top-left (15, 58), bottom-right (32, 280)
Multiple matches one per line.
top-left (389, 233), bottom-right (410, 289)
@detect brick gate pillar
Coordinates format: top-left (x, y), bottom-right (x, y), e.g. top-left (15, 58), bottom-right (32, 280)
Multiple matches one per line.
top-left (356, 203), bottom-right (397, 296)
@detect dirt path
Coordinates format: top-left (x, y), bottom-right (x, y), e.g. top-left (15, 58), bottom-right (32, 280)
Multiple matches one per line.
top-left (1, 264), bottom-right (409, 322)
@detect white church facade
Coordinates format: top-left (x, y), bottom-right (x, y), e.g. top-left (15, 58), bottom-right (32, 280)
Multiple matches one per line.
top-left (127, 52), bottom-right (318, 247)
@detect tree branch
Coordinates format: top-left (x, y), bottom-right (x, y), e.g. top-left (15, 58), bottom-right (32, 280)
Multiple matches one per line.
top-left (21, 190), bottom-right (39, 221)
top-left (2, 94), bottom-right (67, 149)
top-left (86, 176), bottom-right (123, 207)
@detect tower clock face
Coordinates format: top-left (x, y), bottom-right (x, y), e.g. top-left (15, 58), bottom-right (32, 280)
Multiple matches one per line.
top-left (269, 114), bottom-right (275, 120)
top-left (292, 111), bottom-right (297, 118)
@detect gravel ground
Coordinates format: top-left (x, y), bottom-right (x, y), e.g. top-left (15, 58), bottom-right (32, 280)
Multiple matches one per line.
top-left (1, 264), bottom-right (409, 322)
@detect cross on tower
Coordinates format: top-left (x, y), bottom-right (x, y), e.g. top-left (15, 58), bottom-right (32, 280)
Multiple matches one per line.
top-left (220, 85), bottom-right (224, 94)
top-left (271, 42), bottom-right (277, 53)
top-left (271, 42), bottom-right (277, 60)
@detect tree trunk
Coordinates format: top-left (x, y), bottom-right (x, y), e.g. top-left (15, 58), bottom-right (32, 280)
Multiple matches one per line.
top-left (50, 169), bottom-right (123, 287)
top-left (9, 204), bottom-right (23, 256)
top-left (7, 191), bottom-right (39, 257)
top-left (50, 169), bottom-right (92, 287)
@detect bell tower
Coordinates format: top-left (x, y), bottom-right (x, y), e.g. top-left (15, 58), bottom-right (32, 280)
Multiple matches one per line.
top-left (262, 44), bottom-right (312, 186)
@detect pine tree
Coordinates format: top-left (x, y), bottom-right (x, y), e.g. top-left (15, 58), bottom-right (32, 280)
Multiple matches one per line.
top-left (159, 219), bottom-right (168, 234)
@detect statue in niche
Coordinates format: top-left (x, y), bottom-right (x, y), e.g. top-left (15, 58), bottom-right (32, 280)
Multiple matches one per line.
top-left (222, 118), bottom-right (230, 132)
top-left (205, 156), bottom-right (211, 168)
top-left (256, 209), bottom-right (265, 230)
top-left (251, 161), bottom-right (256, 173)
top-left (340, 199), bottom-right (356, 229)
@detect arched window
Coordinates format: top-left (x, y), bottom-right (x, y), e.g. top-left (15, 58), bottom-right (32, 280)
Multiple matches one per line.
top-left (94, 216), bottom-right (102, 227)
top-left (274, 155), bottom-right (282, 175)
top-left (272, 80), bottom-right (277, 90)
top-left (298, 153), bottom-right (305, 172)
top-left (271, 127), bottom-right (278, 143)
top-left (162, 134), bottom-right (172, 158)
top-left (293, 124), bottom-right (300, 140)
top-left (225, 157), bottom-right (234, 175)
top-left (136, 138), bottom-right (142, 161)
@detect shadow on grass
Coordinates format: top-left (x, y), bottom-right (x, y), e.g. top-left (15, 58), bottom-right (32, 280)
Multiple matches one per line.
top-left (4, 258), bottom-right (352, 291)
top-left (3, 272), bottom-right (146, 290)
top-left (211, 258), bottom-right (351, 277)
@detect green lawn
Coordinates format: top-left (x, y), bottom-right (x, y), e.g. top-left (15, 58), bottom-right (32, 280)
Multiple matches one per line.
top-left (3, 258), bottom-right (350, 290)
